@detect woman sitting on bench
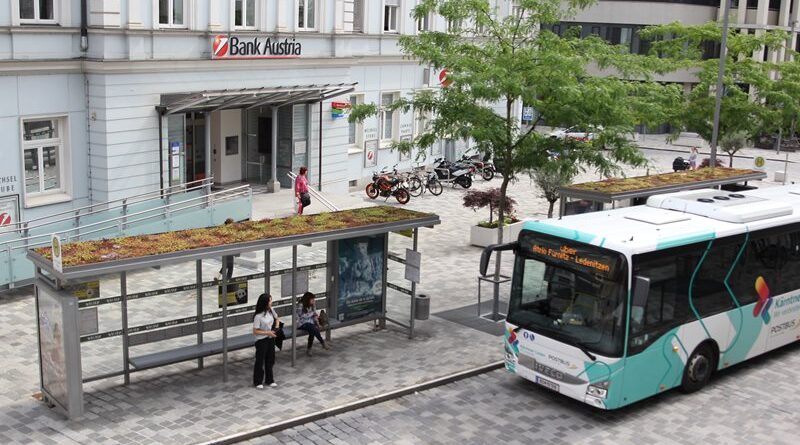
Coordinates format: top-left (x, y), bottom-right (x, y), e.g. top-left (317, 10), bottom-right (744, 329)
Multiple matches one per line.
top-left (297, 292), bottom-right (330, 356)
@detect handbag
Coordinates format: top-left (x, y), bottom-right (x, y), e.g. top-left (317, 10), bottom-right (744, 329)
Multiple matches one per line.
top-left (318, 309), bottom-right (329, 329)
top-left (300, 192), bottom-right (311, 207)
top-left (272, 320), bottom-right (286, 350)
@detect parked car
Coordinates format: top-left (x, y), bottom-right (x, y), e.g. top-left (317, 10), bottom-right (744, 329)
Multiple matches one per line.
top-left (548, 125), bottom-right (602, 142)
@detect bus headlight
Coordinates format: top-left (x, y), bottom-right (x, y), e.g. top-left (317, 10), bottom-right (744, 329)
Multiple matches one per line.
top-left (586, 381), bottom-right (610, 399)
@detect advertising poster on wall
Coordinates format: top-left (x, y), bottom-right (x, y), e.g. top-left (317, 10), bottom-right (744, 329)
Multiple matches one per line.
top-left (218, 281), bottom-right (248, 308)
top-left (364, 140), bottom-right (378, 168)
top-left (399, 135), bottom-right (412, 161)
top-left (337, 235), bottom-right (385, 322)
top-left (38, 289), bottom-right (69, 409)
top-left (0, 194), bottom-right (19, 233)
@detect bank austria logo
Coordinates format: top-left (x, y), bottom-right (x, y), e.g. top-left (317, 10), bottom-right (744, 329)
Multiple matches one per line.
top-left (212, 35), bottom-right (229, 58)
top-left (753, 276), bottom-right (773, 324)
top-left (212, 35), bottom-right (302, 59)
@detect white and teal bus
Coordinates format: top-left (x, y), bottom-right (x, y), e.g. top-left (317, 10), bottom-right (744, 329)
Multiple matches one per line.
top-left (481, 186), bottom-right (800, 409)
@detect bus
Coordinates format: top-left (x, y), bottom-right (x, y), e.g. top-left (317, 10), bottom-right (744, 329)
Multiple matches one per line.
top-left (480, 186), bottom-right (800, 409)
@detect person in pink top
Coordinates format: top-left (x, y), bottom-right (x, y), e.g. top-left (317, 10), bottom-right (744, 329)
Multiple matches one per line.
top-left (295, 166), bottom-right (310, 215)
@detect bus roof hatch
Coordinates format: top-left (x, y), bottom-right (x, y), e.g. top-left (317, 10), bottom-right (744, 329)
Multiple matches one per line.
top-left (646, 189), bottom-right (793, 224)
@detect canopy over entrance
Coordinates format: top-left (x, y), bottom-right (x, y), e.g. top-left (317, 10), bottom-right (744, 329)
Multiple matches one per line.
top-left (157, 83), bottom-right (358, 115)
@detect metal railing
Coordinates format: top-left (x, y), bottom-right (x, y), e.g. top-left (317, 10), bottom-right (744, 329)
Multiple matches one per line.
top-left (287, 172), bottom-right (339, 212)
top-left (1, 178), bottom-right (214, 234)
top-left (0, 184), bottom-right (251, 289)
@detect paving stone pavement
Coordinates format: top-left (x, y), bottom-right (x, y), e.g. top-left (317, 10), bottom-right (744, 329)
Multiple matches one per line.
top-left (250, 341), bottom-right (800, 445)
top-left (0, 147), bottom-right (792, 445)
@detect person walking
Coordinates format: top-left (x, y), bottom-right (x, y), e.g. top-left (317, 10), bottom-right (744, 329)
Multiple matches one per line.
top-left (297, 292), bottom-right (329, 356)
top-left (253, 293), bottom-right (279, 389)
top-left (688, 147), bottom-right (698, 170)
top-left (295, 166), bottom-right (310, 215)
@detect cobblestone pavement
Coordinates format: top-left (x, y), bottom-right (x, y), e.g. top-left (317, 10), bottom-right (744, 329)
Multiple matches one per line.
top-left (0, 143), bottom-right (793, 444)
top-left (250, 341), bottom-right (800, 445)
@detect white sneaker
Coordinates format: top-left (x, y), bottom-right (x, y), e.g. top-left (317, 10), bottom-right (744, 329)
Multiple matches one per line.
top-left (256, 384), bottom-right (264, 390)
top-left (269, 382), bottom-right (277, 388)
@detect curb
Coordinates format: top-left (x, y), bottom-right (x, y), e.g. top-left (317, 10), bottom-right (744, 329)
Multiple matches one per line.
top-left (196, 361), bottom-right (504, 445)
top-left (638, 145), bottom-right (797, 164)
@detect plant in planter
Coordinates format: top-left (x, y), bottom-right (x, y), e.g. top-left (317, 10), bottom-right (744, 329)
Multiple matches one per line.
top-left (463, 188), bottom-right (521, 247)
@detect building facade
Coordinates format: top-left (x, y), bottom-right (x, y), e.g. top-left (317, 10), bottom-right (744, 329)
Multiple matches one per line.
top-left (2, 0), bottom-right (519, 224)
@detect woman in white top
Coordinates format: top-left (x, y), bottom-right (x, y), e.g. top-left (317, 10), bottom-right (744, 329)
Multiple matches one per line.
top-left (253, 293), bottom-right (279, 389)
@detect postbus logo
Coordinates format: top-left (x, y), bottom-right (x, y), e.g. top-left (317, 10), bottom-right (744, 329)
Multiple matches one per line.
top-left (213, 35), bottom-right (230, 58)
top-left (753, 276), bottom-right (772, 324)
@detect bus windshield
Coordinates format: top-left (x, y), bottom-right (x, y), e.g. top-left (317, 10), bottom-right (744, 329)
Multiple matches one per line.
top-left (507, 231), bottom-right (627, 357)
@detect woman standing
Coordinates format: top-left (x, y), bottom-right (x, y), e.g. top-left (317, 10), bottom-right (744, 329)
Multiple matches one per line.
top-left (295, 166), bottom-right (310, 215)
top-left (297, 292), bottom-right (329, 356)
top-left (253, 293), bottom-right (278, 389)
top-left (688, 147), bottom-right (699, 170)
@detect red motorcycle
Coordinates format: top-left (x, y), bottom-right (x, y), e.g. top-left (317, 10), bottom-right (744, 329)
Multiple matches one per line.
top-left (365, 166), bottom-right (411, 204)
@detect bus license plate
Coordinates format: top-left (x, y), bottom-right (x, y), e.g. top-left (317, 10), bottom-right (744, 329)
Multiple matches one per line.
top-left (536, 376), bottom-right (560, 392)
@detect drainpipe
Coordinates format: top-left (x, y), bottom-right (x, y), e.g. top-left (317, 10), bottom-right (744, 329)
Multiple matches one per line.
top-left (80, 0), bottom-right (89, 52)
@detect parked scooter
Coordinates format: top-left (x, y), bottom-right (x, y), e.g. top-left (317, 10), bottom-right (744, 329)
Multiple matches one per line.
top-left (365, 165), bottom-right (411, 204)
top-left (433, 158), bottom-right (474, 188)
top-left (460, 151), bottom-right (495, 181)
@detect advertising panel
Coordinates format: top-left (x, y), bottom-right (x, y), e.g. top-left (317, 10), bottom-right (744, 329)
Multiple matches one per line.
top-left (0, 194), bottom-right (19, 232)
top-left (337, 235), bottom-right (385, 322)
top-left (364, 140), bottom-right (378, 168)
top-left (218, 281), bottom-right (249, 308)
top-left (37, 285), bottom-right (82, 418)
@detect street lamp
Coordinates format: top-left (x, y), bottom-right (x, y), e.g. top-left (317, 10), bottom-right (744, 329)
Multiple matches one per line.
top-left (709, 0), bottom-right (733, 168)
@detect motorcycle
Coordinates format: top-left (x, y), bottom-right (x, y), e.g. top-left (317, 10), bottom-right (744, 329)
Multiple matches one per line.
top-left (433, 158), bottom-right (474, 189)
top-left (460, 151), bottom-right (495, 181)
top-left (365, 166), bottom-right (411, 204)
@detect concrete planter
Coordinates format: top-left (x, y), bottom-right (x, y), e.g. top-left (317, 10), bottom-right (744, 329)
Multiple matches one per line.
top-left (469, 221), bottom-right (524, 247)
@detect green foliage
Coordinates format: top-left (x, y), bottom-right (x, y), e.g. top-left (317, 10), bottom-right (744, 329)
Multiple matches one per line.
top-left (350, 0), bottom-right (679, 239)
top-left (719, 130), bottom-right (748, 166)
top-left (642, 21), bottom-right (799, 143)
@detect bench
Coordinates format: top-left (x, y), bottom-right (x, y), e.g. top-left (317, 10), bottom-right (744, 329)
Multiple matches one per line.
top-left (127, 322), bottom-right (343, 371)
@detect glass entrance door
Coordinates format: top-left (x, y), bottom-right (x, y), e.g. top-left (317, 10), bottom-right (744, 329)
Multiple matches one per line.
top-left (244, 108), bottom-right (271, 184)
top-left (184, 112), bottom-right (207, 184)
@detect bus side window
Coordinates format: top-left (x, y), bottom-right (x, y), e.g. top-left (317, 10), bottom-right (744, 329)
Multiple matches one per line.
top-left (691, 241), bottom-right (738, 317)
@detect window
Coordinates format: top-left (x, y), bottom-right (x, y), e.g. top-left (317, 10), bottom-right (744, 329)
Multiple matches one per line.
top-left (511, 0), bottom-right (524, 18)
top-left (18, 0), bottom-right (56, 23)
top-left (350, 0), bottom-right (364, 33)
top-left (417, 11), bottom-right (430, 32)
top-left (381, 93), bottom-right (398, 141)
top-left (22, 117), bottom-right (69, 205)
top-left (298, 0), bottom-right (316, 30)
top-left (234, 0), bottom-right (256, 28)
top-left (415, 110), bottom-right (430, 137)
top-left (384, 0), bottom-right (400, 33)
top-left (159, 0), bottom-right (185, 27)
top-left (348, 95), bottom-right (364, 146)
top-left (447, 18), bottom-right (462, 33)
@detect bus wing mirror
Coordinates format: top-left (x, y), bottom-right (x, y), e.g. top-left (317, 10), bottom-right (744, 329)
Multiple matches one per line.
top-left (480, 242), bottom-right (518, 276)
top-left (632, 276), bottom-right (650, 308)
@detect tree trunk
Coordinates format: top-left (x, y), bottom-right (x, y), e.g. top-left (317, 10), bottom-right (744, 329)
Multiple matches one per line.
top-left (729, 153), bottom-right (734, 167)
top-left (548, 200), bottom-right (555, 218)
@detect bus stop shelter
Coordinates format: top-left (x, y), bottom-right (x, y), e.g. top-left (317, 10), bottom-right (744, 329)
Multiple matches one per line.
top-left (557, 167), bottom-right (766, 217)
top-left (27, 206), bottom-right (439, 419)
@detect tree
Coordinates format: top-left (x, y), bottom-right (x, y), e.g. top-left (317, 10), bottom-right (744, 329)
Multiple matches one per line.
top-left (719, 130), bottom-right (748, 167)
top-left (350, 0), bottom-right (680, 311)
top-left (525, 137), bottom-right (582, 217)
top-left (463, 188), bottom-right (516, 225)
top-left (642, 22), bottom-right (795, 150)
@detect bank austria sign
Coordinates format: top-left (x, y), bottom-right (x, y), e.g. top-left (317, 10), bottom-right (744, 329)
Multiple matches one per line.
top-left (212, 35), bottom-right (302, 59)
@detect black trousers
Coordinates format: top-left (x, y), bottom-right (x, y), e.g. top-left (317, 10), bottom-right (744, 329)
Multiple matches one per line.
top-left (301, 322), bottom-right (325, 349)
top-left (253, 337), bottom-right (275, 386)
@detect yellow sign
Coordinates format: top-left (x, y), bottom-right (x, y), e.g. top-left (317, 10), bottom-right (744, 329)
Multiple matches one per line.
top-left (218, 282), bottom-right (248, 308)
top-left (71, 281), bottom-right (100, 300)
top-left (754, 156), bottom-right (766, 169)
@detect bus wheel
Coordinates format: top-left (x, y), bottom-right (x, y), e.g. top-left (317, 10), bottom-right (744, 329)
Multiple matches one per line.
top-left (681, 344), bottom-right (715, 393)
